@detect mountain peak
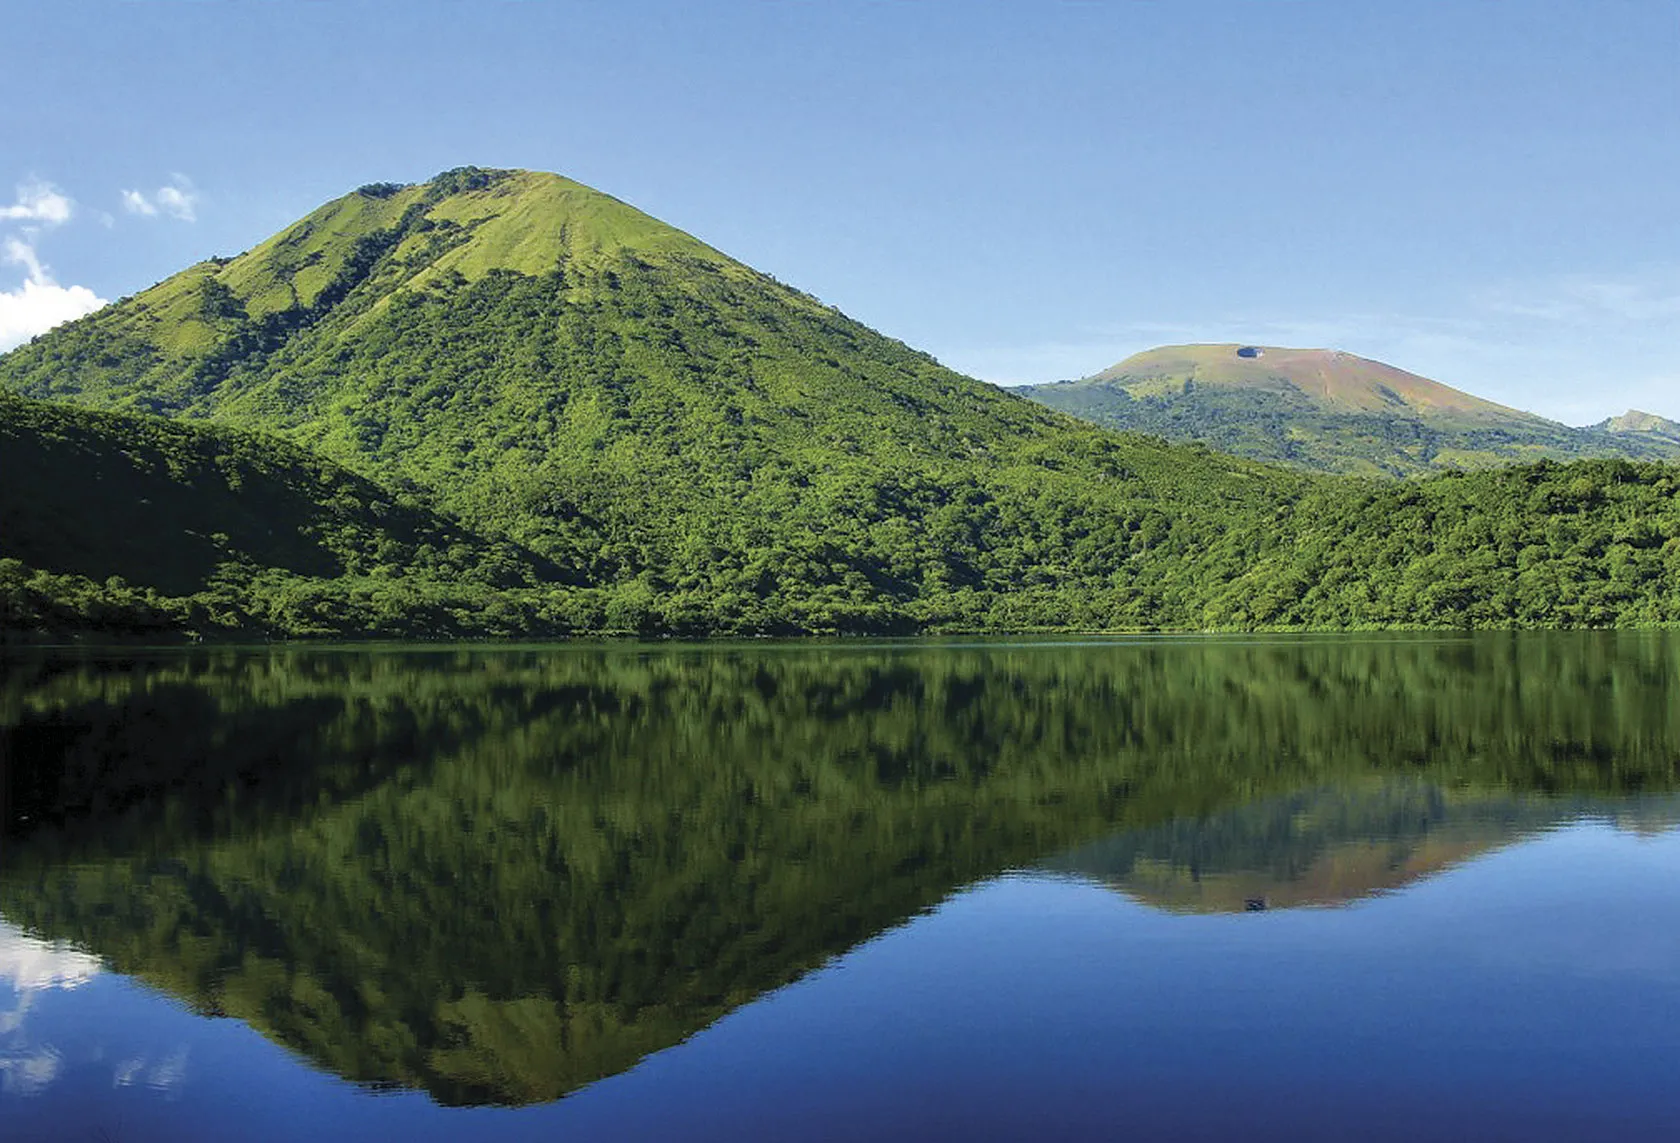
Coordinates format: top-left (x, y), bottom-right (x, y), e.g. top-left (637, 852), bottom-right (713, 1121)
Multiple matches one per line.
top-left (217, 166), bottom-right (724, 318)
top-left (0, 167), bottom-right (752, 411)
top-left (1598, 409), bottom-right (1680, 439)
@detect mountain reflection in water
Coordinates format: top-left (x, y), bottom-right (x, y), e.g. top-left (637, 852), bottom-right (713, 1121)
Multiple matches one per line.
top-left (1048, 783), bottom-right (1680, 913)
top-left (1, 633), bottom-right (1678, 1114)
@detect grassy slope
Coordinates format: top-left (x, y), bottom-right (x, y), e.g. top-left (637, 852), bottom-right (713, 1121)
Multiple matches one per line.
top-left (0, 169), bottom-right (745, 414)
top-left (1599, 409), bottom-right (1680, 441)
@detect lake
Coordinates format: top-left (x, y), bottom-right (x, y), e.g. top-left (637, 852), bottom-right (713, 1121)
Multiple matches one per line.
top-left (2, 634), bottom-right (1678, 1141)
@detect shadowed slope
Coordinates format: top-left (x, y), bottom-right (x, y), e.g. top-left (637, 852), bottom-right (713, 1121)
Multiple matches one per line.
top-left (0, 389), bottom-right (555, 636)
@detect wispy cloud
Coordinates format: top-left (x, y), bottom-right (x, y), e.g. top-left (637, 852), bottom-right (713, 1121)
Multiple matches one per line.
top-left (3, 237), bottom-right (48, 285)
top-left (121, 173), bottom-right (198, 222)
top-left (0, 1045), bottom-right (62, 1096)
top-left (120, 188), bottom-right (157, 217)
top-left (1477, 269), bottom-right (1680, 326)
top-left (156, 181), bottom-right (197, 221)
top-left (0, 182), bottom-right (72, 226)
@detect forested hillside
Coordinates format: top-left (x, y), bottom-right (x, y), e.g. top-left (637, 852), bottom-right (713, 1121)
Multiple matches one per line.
top-left (0, 389), bottom-right (551, 637)
top-left (2, 170), bottom-right (1679, 638)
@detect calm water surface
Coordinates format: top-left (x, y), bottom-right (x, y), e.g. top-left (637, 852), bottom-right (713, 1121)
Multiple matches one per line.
top-left (2, 634), bottom-right (1678, 1141)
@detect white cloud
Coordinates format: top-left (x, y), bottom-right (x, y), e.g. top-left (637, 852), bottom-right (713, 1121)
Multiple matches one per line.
top-left (0, 1002), bottom-right (25, 1039)
top-left (0, 919), bottom-right (102, 1097)
top-left (0, 919), bottom-right (102, 994)
top-left (121, 174), bottom-right (198, 222)
top-left (0, 236), bottom-right (108, 351)
top-left (120, 188), bottom-right (157, 217)
top-left (943, 339), bottom-right (1144, 386)
top-left (156, 180), bottom-right (197, 222)
top-left (0, 182), bottom-right (72, 226)
top-left (0, 1045), bottom-right (62, 1096)
top-left (0, 177), bottom-right (106, 348)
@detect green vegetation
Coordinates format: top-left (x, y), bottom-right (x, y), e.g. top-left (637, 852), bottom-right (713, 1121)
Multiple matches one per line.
top-left (1024, 344), bottom-right (1680, 477)
top-left (1596, 408), bottom-right (1680, 442)
top-left (3, 172), bottom-right (1679, 638)
top-left (1201, 457), bottom-right (1680, 628)
top-left (3, 636), bottom-right (1677, 1102)
top-left (0, 387), bottom-right (557, 639)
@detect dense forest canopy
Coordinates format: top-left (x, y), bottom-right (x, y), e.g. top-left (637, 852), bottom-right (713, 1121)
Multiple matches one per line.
top-left (2, 169), bottom-right (1678, 638)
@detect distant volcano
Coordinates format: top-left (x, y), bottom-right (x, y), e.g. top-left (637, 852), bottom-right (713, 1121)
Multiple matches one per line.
top-left (1086, 343), bottom-right (1541, 422)
top-left (1021, 343), bottom-right (1680, 477)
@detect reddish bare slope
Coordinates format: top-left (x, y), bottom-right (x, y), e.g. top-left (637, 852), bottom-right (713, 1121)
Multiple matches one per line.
top-left (1090, 343), bottom-right (1544, 425)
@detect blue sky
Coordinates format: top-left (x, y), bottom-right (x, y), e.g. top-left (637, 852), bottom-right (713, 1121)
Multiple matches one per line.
top-left (3, 1), bottom-right (1676, 422)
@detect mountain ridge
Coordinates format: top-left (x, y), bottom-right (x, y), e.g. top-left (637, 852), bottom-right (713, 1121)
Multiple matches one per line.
top-left (4, 168), bottom-right (1680, 637)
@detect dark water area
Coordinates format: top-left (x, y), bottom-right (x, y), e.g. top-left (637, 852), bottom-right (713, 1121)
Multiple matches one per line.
top-left (1, 633), bottom-right (1678, 1141)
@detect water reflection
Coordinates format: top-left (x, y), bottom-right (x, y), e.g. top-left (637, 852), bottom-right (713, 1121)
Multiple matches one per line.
top-left (0, 633), bottom-right (1677, 1114)
top-left (0, 920), bottom-right (101, 994)
top-left (0, 919), bottom-right (102, 1097)
top-left (1048, 783), bottom-right (1680, 912)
